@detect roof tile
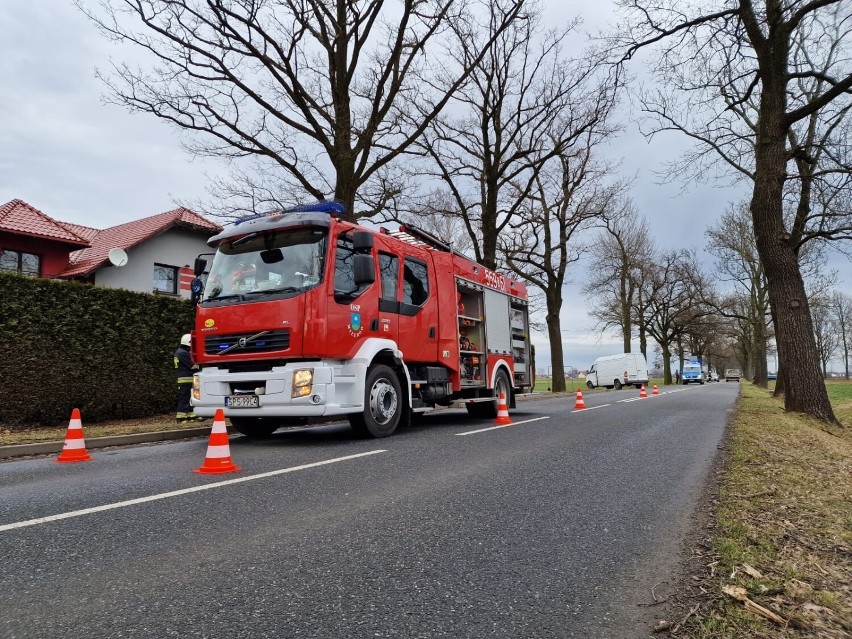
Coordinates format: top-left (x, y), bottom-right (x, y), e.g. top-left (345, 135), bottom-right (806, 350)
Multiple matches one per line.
top-left (0, 199), bottom-right (91, 246)
top-left (62, 207), bottom-right (221, 277)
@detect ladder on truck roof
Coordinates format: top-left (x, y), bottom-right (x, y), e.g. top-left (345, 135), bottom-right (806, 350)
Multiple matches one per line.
top-left (381, 224), bottom-right (453, 253)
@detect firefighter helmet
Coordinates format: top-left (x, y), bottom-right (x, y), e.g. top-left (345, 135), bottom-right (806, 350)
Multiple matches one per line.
top-left (180, 333), bottom-right (192, 347)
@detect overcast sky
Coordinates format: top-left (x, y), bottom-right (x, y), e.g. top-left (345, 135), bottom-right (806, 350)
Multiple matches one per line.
top-left (1, 1), bottom-right (848, 373)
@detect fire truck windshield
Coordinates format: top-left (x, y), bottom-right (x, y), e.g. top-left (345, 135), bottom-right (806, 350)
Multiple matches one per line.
top-left (202, 228), bottom-right (327, 303)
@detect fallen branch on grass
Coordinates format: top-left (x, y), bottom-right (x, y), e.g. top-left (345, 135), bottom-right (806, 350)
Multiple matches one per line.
top-left (670, 603), bottom-right (701, 633)
top-left (722, 585), bottom-right (787, 626)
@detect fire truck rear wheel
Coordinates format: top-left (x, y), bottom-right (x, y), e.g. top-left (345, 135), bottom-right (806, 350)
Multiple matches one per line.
top-left (229, 417), bottom-right (280, 438)
top-left (349, 364), bottom-right (402, 438)
top-left (465, 368), bottom-right (510, 419)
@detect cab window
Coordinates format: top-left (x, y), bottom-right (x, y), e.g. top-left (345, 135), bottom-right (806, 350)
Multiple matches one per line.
top-left (334, 233), bottom-right (370, 302)
top-left (379, 253), bottom-right (399, 301)
top-left (401, 258), bottom-right (428, 312)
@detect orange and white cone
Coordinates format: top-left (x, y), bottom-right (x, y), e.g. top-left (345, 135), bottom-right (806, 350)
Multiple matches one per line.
top-left (652, 384), bottom-right (660, 396)
top-left (574, 389), bottom-right (588, 410)
top-left (56, 408), bottom-right (92, 463)
top-left (194, 409), bottom-right (241, 475)
top-left (639, 384), bottom-right (648, 399)
top-left (495, 392), bottom-right (512, 425)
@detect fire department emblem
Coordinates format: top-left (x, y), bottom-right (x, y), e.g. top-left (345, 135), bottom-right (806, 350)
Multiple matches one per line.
top-left (348, 312), bottom-right (363, 337)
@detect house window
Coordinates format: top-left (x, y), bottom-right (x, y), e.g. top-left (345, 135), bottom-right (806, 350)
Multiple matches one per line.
top-left (153, 263), bottom-right (178, 294)
top-left (0, 249), bottom-right (40, 276)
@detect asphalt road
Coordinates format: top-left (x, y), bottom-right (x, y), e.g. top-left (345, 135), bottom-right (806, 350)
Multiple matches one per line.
top-left (0, 382), bottom-right (737, 639)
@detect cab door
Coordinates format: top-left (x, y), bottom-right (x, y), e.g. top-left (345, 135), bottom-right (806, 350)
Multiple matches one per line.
top-left (326, 229), bottom-right (380, 358)
top-left (376, 250), bottom-right (400, 345)
top-left (395, 255), bottom-right (438, 363)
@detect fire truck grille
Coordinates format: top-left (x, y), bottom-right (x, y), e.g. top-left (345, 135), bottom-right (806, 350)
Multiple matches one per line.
top-left (205, 330), bottom-right (290, 355)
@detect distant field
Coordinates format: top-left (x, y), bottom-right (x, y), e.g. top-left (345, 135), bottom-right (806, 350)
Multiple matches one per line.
top-left (533, 378), bottom-right (667, 392)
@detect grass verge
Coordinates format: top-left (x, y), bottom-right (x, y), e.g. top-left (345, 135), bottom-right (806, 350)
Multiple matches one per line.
top-left (0, 414), bottom-right (210, 445)
top-left (675, 380), bottom-right (851, 638)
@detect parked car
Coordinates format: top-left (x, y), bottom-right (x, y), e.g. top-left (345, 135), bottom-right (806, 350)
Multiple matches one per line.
top-left (768, 372), bottom-right (777, 380)
top-left (725, 368), bottom-right (742, 382)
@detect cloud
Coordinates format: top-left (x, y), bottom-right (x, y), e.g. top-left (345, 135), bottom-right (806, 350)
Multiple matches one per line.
top-left (0, 2), bottom-right (217, 227)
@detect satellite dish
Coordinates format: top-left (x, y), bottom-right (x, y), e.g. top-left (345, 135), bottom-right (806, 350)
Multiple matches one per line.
top-left (108, 248), bottom-right (128, 267)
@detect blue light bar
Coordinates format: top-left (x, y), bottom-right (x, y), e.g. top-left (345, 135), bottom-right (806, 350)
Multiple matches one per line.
top-left (232, 200), bottom-right (346, 226)
top-left (282, 200), bottom-right (346, 215)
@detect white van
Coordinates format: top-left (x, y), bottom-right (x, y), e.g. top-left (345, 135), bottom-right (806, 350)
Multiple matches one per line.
top-left (586, 353), bottom-right (650, 390)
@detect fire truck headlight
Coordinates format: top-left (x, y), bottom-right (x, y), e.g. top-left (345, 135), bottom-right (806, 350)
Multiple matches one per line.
top-left (292, 369), bottom-right (313, 398)
top-left (192, 375), bottom-right (201, 400)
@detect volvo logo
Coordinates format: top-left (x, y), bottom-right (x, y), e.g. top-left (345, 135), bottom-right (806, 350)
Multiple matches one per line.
top-left (217, 330), bottom-right (270, 356)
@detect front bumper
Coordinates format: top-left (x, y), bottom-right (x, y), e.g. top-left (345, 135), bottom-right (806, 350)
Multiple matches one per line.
top-left (191, 360), bottom-right (367, 418)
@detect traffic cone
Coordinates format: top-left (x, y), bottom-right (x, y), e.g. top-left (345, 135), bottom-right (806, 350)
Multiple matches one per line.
top-left (652, 384), bottom-right (660, 396)
top-left (574, 389), bottom-right (588, 410)
top-left (639, 384), bottom-right (648, 398)
top-left (194, 409), bottom-right (241, 475)
top-left (56, 408), bottom-right (92, 463)
top-left (495, 392), bottom-right (512, 425)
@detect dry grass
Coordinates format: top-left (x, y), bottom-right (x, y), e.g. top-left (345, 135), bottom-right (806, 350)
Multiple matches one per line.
top-left (677, 380), bottom-right (852, 638)
top-left (0, 414), bottom-right (209, 445)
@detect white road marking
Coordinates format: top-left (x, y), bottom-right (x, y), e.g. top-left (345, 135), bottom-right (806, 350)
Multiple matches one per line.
top-left (570, 403), bottom-right (611, 413)
top-left (455, 416), bottom-right (551, 436)
top-left (0, 450), bottom-right (387, 532)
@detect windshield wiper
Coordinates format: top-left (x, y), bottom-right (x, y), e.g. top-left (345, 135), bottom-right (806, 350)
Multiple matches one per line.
top-left (205, 293), bottom-right (244, 302)
top-left (245, 287), bottom-right (301, 296)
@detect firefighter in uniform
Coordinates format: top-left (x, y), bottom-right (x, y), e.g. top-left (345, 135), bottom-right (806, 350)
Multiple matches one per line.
top-left (174, 333), bottom-right (201, 422)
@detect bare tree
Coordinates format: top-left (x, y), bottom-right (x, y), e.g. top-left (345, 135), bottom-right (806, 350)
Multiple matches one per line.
top-left (79, 0), bottom-right (525, 220)
top-left (616, 0), bottom-right (852, 425)
top-left (399, 188), bottom-right (476, 257)
top-left (829, 291), bottom-right (852, 378)
top-left (811, 296), bottom-right (841, 376)
top-left (706, 203), bottom-right (772, 385)
top-left (412, 2), bottom-right (620, 269)
top-left (501, 151), bottom-right (620, 392)
top-left (640, 250), bottom-right (710, 384)
top-left (583, 202), bottom-right (654, 355)
top-left (682, 312), bottom-right (730, 378)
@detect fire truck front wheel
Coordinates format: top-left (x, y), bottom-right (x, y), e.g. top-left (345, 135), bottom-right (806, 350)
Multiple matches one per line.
top-left (229, 417), bottom-right (280, 438)
top-left (349, 364), bottom-right (402, 438)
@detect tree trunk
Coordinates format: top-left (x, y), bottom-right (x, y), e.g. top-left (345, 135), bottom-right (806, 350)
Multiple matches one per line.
top-left (621, 271), bottom-right (631, 352)
top-left (750, 67), bottom-right (838, 424)
top-left (334, 177), bottom-right (358, 221)
top-left (772, 362), bottom-right (784, 397)
top-left (546, 297), bottom-right (566, 393)
top-left (661, 344), bottom-right (672, 384)
top-left (479, 177), bottom-right (500, 270)
top-left (752, 316), bottom-right (768, 387)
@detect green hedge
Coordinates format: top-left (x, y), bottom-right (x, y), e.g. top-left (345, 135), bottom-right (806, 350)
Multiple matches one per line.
top-left (0, 273), bottom-right (195, 427)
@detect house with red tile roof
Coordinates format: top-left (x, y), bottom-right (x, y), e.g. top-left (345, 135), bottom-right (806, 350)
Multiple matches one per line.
top-left (1, 199), bottom-right (221, 299)
top-left (0, 199), bottom-right (91, 278)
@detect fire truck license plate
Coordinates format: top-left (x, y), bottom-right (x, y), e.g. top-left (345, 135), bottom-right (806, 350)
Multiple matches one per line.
top-left (226, 395), bottom-right (259, 408)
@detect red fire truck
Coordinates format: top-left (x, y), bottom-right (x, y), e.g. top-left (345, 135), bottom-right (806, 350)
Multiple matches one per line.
top-left (189, 201), bottom-right (532, 438)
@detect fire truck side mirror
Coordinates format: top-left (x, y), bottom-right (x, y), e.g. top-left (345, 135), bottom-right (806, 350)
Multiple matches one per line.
top-left (353, 253), bottom-right (375, 286)
top-left (353, 231), bottom-right (373, 253)
top-left (193, 257), bottom-right (208, 276)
